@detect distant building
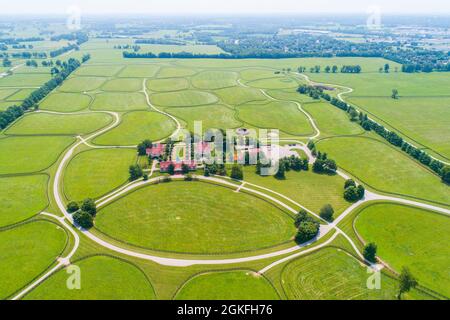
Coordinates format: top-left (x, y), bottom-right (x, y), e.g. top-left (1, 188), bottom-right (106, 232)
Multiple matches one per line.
top-left (147, 143), bottom-right (165, 158)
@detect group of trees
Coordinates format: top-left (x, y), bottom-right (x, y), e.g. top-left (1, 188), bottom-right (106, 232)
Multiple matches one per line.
top-left (11, 51), bottom-right (47, 59)
top-left (67, 198), bottom-right (97, 230)
top-left (343, 179), bottom-right (365, 202)
top-left (274, 156), bottom-right (309, 180)
top-left (319, 204), bottom-right (334, 222)
top-left (312, 152), bottom-right (337, 175)
top-left (50, 44), bottom-right (79, 58)
top-left (230, 165), bottom-right (244, 180)
top-left (51, 32), bottom-right (88, 45)
top-left (340, 65), bottom-right (362, 73)
top-left (294, 209), bottom-right (320, 244)
top-left (204, 164), bottom-right (227, 177)
top-left (129, 164), bottom-right (144, 181)
top-left (0, 56), bottom-right (87, 130)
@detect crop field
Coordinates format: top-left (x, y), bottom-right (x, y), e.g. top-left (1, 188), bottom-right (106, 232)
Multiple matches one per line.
top-left (24, 256), bottom-right (156, 300)
top-left (355, 203), bottom-right (450, 296)
top-left (101, 78), bottom-right (143, 92)
top-left (150, 90), bottom-right (219, 107)
top-left (58, 76), bottom-right (107, 93)
top-left (175, 271), bottom-right (279, 300)
top-left (147, 77), bottom-right (189, 92)
top-left (63, 148), bottom-right (137, 201)
top-left (95, 181), bottom-right (296, 254)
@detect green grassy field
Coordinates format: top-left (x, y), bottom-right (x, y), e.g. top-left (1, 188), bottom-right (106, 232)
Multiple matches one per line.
top-left (348, 96), bottom-right (450, 159)
top-left (175, 271), bottom-right (279, 300)
top-left (191, 71), bottom-right (238, 90)
top-left (39, 93), bottom-right (92, 112)
top-left (147, 78), bottom-right (189, 92)
top-left (281, 247), bottom-right (425, 300)
top-left (118, 64), bottom-right (160, 78)
top-left (317, 136), bottom-right (450, 206)
top-left (24, 256), bottom-right (156, 300)
top-left (0, 73), bottom-right (51, 87)
top-left (355, 203), bottom-right (450, 297)
top-left (0, 175), bottom-right (48, 227)
top-left (101, 78), bottom-right (143, 92)
top-left (0, 136), bottom-right (75, 175)
top-left (237, 101), bottom-right (313, 136)
top-left (91, 92), bottom-right (148, 111)
top-left (166, 104), bottom-right (241, 132)
top-left (303, 102), bottom-right (364, 136)
top-left (5, 112), bottom-right (112, 136)
top-left (93, 111), bottom-right (176, 145)
top-left (4, 88), bottom-right (35, 101)
top-left (64, 148), bottom-right (136, 201)
top-left (157, 67), bottom-right (198, 78)
top-left (242, 168), bottom-right (350, 216)
top-left (150, 90), bottom-right (218, 107)
top-left (95, 181), bottom-right (296, 254)
top-left (0, 221), bottom-right (67, 299)
top-left (214, 86), bottom-right (267, 105)
top-left (246, 77), bottom-right (299, 90)
top-left (58, 76), bottom-right (107, 93)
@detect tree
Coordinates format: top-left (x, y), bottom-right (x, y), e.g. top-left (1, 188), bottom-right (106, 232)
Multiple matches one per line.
top-left (230, 165), bottom-right (244, 180)
top-left (441, 166), bottom-right (450, 184)
top-left (275, 160), bottom-right (286, 179)
top-left (357, 185), bottom-right (365, 199)
top-left (391, 89), bottom-right (399, 99)
top-left (167, 163), bottom-right (175, 176)
top-left (129, 164), bottom-right (143, 181)
top-left (320, 204), bottom-right (334, 221)
top-left (137, 139), bottom-right (153, 156)
top-left (363, 242), bottom-right (377, 263)
top-left (332, 65), bottom-right (338, 73)
top-left (384, 63), bottom-right (390, 73)
top-left (344, 186), bottom-right (360, 202)
top-left (73, 211), bottom-right (94, 229)
top-left (345, 179), bottom-right (356, 189)
top-left (81, 198), bottom-right (97, 217)
top-left (295, 221), bottom-right (319, 244)
top-left (67, 201), bottom-right (79, 214)
top-left (398, 267), bottom-right (418, 300)
top-left (181, 163), bottom-right (190, 175)
top-left (295, 209), bottom-right (309, 228)
top-left (325, 66), bottom-right (331, 73)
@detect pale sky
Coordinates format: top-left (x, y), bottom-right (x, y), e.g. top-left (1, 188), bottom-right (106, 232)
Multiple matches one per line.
top-left (1, 0), bottom-right (449, 15)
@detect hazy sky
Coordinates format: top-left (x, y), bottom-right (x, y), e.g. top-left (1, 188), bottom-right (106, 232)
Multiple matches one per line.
top-left (1, 0), bottom-right (450, 15)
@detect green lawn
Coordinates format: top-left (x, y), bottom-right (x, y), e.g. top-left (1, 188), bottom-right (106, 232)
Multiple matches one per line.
top-left (0, 136), bottom-right (75, 175)
top-left (91, 92), bottom-right (148, 111)
top-left (5, 112), bottom-right (112, 136)
top-left (93, 111), bottom-right (176, 146)
top-left (303, 102), bottom-right (364, 136)
top-left (237, 101), bottom-right (313, 136)
top-left (0, 73), bottom-right (51, 87)
top-left (101, 78), bottom-right (143, 92)
top-left (166, 104), bottom-right (241, 132)
top-left (58, 76), bottom-right (107, 93)
top-left (147, 78), bottom-right (189, 92)
top-left (0, 175), bottom-right (48, 227)
top-left (191, 71), bottom-right (238, 90)
top-left (24, 256), bottom-right (156, 300)
top-left (281, 247), bottom-right (426, 300)
top-left (118, 64), bottom-right (160, 78)
top-left (64, 148), bottom-right (136, 201)
top-left (317, 136), bottom-right (450, 206)
top-left (39, 93), bottom-right (92, 112)
top-left (242, 167), bottom-right (350, 217)
top-left (96, 181), bottom-right (296, 254)
top-left (348, 96), bottom-right (450, 159)
top-left (0, 221), bottom-right (67, 299)
top-left (150, 90), bottom-right (218, 107)
top-left (175, 271), bottom-right (279, 300)
top-left (355, 203), bottom-right (450, 297)
top-left (5, 88), bottom-right (35, 101)
top-left (0, 88), bottom-right (18, 100)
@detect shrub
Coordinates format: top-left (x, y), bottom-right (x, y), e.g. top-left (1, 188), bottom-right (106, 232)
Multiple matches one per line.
top-left (363, 242), bottom-right (377, 263)
top-left (230, 165), bottom-right (244, 180)
top-left (319, 204), bottom-right (334, 221)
